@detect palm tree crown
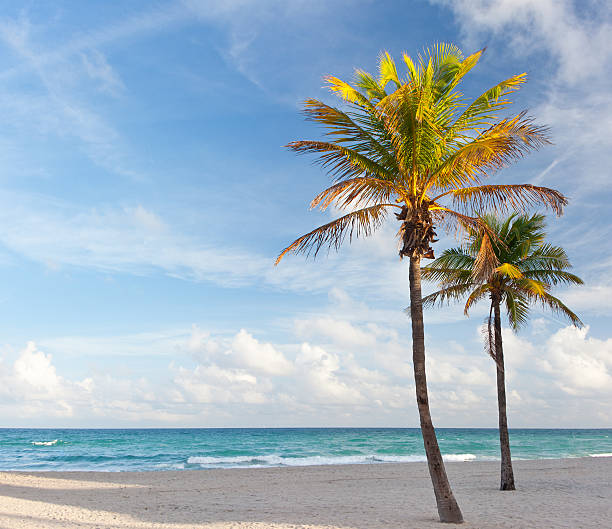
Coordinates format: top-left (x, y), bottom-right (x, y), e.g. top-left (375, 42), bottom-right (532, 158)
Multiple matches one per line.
top-left (421, 213), bottom-right (584, 333)
top-left (276, 44), bottom-right (566, 268)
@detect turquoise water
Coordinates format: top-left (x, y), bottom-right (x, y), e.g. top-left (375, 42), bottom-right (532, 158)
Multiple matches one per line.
top-left (1, 428), bottom-right (610, 471)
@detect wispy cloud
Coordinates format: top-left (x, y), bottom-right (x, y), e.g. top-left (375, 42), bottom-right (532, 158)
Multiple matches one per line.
top-left (0, 4), bottom-right (189, 81)
top-left (0, 191), bottom-right (411, 298)
top-left (432, 0), bottom-right (612, 191)
top-left (0, 4), bottom-right (194, 180)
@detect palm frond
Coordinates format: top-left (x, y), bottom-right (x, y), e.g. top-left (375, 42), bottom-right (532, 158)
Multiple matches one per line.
top-left (310, 177), bottom-right (400, 211)
top-left (504, 290), bottom-right (531, 330)
top-left (355, 70), bottom-right (388, 101)
top-left (537, 292), bottom-right (584, 327)
top-left (495, 262), bottom-right (523, 279)
top-left (428, 112), bottom-right (550, 192)
top-left (301, 99), bottom-right (397, 168)
top-left (325, 76), bottom-right (374, 109)
top-left (429, 207), bottom-right (496, 242)
top-left (522, 269), bottom-right (584, 286)
top-left (422, 247), bottom-right (475, 272)
top-left (450, 73), bottom-right (527, 134)
top-left (286, 140), bottom-right (394, 182)
top-left (275, 204), bottom-right (389, 264)
top-left (435, 184), bottom-right (567, 217)
top-left (421, 283), bottom-right (477, 309)
top-left (472, 232), bottom-right (500, 281)
top-left (442, 47), bottom-right (482, 93)
top-left (464, 284), bottom-right (491, 315)
top-left (378, 51), bottom-right (401, 90)
top-left (519, 243), bottom-right (571, 271)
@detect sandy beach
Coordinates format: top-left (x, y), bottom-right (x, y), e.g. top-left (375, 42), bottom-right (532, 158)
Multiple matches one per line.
top-left (1, 457), bottom-right (610, 529)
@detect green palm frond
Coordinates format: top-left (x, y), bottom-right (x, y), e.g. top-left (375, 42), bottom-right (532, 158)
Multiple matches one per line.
top-left (504, 290), bottom-right (531, 330)
top-left (301, 99), bottom-right (396, 168)
top-left (519, 243), bottom-right (571, 271)
top-left (421, 283), bottom-right (478, 309)
top-left (522, 269), bottom-right (584, 285)
top-left (423, 247), bottom-right (475, 271)
top-left (537, 292), bottom-right (584, 327)
top-left (421, 213), bottom-right (583, 332)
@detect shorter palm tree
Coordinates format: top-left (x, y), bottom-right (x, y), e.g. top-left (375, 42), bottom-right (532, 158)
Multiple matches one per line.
top-left (420, 213), bottom-right (583, 490)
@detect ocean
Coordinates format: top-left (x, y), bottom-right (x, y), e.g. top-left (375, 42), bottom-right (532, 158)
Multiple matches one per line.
top-left (1, 428), bottom-right (610, 472)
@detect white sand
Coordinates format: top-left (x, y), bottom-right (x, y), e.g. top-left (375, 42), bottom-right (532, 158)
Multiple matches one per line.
top-left (1, 457), bottom-right (610, 529)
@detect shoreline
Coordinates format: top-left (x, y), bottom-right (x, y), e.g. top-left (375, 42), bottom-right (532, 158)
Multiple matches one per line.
top-left (1, 457), bottom-right (610, 528)
top-left (1, 453), bottom-right (610, 473)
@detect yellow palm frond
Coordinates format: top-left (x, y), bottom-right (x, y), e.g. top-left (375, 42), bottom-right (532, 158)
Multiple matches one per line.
top-left (325, 76), bottom-right (374, 108)
top-left (444, 48), bottom-right (483, 92)
top-left (402, 52), bottom-right (419, 82)
top-left (378, 51), bottom-right (400, 89)
top-left (516, 277), bottom-right (548, 296)
top-left (495, 262), bottom-right (523, 279)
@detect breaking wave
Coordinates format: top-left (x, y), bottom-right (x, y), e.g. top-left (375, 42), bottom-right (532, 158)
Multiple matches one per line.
top-left (31, 439), bottom-right (62, 446)
top-left (186, 453), bottom-right (477, 468)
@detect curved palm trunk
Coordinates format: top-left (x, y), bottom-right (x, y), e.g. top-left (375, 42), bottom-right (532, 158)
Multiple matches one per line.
top-left (492, 299), bottom-right (516, 491)
top-left (409, 256), bottom-right (463, 523)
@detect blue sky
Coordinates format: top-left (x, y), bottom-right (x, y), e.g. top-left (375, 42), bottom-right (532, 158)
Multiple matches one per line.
top-left (0, 0), bottom-right (610, 428)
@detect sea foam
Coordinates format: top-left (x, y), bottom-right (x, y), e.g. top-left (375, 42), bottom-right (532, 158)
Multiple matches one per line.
top-left (31, 439), bottom-right (61, 446)
top-left (186, 453), bottom-right (477, 468)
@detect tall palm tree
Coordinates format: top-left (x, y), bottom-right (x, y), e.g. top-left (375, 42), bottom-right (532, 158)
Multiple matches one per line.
top-left (421, 213), bottom-right (583, 491)
top-left (275, 44), bottom-right (567, 523)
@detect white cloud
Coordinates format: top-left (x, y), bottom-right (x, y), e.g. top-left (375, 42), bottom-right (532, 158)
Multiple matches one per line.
top-left (296, 343), bottom-right (364, 405)
top-left (173, 364), bottom-right (269, 404)
top-left (538, 325), bottom-right (612, 395)
top-left (231, 329), bottom-right (294, 375)
top-left (13, 341), bottom-right (62, 395)
top-left (2, 315), bottom-right (611, 426)
top-left (0, 342), bottom-right (88, 418)
top-left (295, 317), bottom-right (377, 348)
top-left (435, 0), bottom-right (612, 83)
